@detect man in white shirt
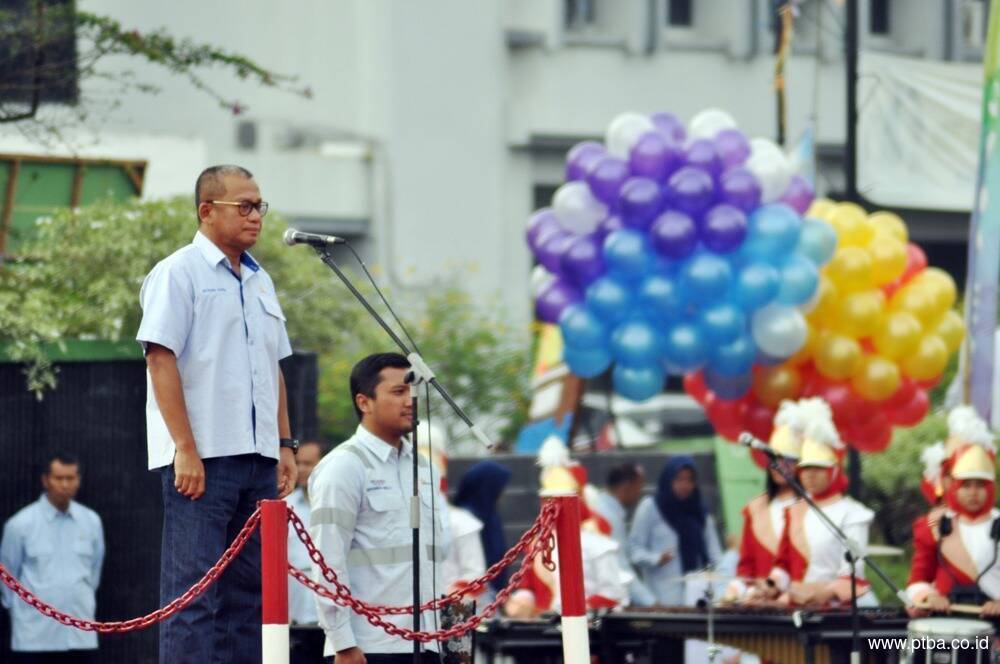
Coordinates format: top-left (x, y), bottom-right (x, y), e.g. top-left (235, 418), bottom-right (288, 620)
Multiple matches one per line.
top-left (289, 440), bottom-right (324, 625)
top-left (593, 462), bottom-right (655, 606)
top-left (136, 165), bottom-right (298, 664)
top-left (309, 353), bottom-right (448, 664)
top-left (0, 452), bottom-right (104, 664)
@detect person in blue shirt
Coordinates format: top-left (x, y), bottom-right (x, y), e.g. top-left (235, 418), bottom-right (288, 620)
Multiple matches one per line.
top-left (0, 451), bottom-right (104, 664)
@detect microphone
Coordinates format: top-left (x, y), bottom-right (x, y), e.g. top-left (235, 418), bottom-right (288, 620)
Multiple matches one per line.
top-left (283, 228), bottom-right (347, 247)
top-left (738, 432), bottom-right (796, 460)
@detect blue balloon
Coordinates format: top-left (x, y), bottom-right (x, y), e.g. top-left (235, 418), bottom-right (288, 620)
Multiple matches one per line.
top-left (709, 334), bottom-right (756, 376)
top-left (734, 262), bottom-right (780, 310)
top-left (558, 304), bottom-right (608, 350)
top-left (797, 217), bottom-right (838, 266)
top-left (564, 346), bottom-right (613, 379)
top-left (698, 303), bottom-right (747, 344)
top-left (585, 276), bottom-right (633, 324)
top-left (776, 254), bottom-right (820, 306)
top-left (704, 367), bottom-right (752, 399)
top-left (681, 252), bottom-right (733, 302)
top-left (662, 322), bottom-right (708, 370)
top-left (603, 229), bottom-right (652, 282)
top-left (638, 273), bottom-right (687, 322)
top-left (742, 203), bottom-right (802, 264)
top-left (611, 318), bottom-right (662, 366)
top-left (613, 363), bottom-right (665, 401)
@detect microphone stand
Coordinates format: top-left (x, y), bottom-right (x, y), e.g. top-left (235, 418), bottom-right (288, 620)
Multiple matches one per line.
top-left (761, 448), bottom-right (911, 664)
top-left (309, 247), bottom-right (494, 663)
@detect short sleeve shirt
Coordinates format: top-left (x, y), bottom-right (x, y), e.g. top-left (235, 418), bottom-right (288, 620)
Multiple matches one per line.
top-left (136, 231), bottom-right (293, 469)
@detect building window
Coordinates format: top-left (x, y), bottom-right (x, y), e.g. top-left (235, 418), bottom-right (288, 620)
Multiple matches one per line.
top-left (564, 0), bottom-right (597, 31)
top-left (667, 0), bottom-right (694, 27)
top-left (0, 0), bottom-right (78, 105)
top-left (869, 0), bottom-right (890, 35)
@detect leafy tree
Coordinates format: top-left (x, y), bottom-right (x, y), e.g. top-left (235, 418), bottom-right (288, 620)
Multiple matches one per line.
top-left (0, 196), bottom-right (532, 448)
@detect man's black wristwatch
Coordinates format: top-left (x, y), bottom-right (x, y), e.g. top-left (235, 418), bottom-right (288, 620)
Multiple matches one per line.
top-left (280, 438), bottom-right (300, 455)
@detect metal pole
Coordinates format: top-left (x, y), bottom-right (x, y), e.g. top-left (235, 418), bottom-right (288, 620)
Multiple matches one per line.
top-left (260, 500), bottom-right (290, 664)
top-left (546, 492), bottom-right (590, 664)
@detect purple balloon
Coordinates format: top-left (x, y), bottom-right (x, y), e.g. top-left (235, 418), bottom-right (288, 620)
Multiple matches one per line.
top-left (536, 231), bottom-right (575, 273)
top-left (565, 141), bottom-right (606, 181)
top-left (684, 139), bottom-right (723, 179)
top-left (594, 214), bottom-right (625, 245)
top-left (650, 112), bottom-right (686, 144)
top-left (629, 132), bottom-right (683, 181)
top-left (526, 208), bottom-right (560, 250)
top-left (702, 204), bottom-right (748, 254)
top-left (586, 156), bottom-right (631, 204)
top-left (779, 174), bottom-right (815, 215)
top-left (713, 129), bottom-right (751, 169)
top-left (618, 177), bottom-right (664, 231)
top-left (718, 167), bottom-right (762, 212)
top-left (650, 210), bottom-right (698, 260)
top-left (561, 234), bottom-right (606, 287)
top-left (666, 166), bottom-right (716, 217)
top-left (535, 279), bottom-right (581, 324)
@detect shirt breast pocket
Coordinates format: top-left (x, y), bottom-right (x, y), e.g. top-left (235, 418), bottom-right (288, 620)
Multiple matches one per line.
top-left (25, 539), bottom-right (53, 564)
top-left (73, 538), bottom-right (94, 562)
top-left (257, 294), bottom-right (286, 349)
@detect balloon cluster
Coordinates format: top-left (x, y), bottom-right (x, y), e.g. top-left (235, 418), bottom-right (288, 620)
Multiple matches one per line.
top-left (687, 200), bottom-right (964, 453)
top-left (528, 109), bottom-right (820, 402)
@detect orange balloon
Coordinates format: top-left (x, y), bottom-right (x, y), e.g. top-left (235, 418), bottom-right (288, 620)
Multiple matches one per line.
top-left (753, 365), bottom-right (803, 408)
top-left (868, 211), bottom-right (908, 244)
top-left (829, 203), bottom-right (875, 247)
top-left (827, 247), bottom-right (873, 292)
top-left (890, 283), bottom-right (939, 325)
top-left (901, 335), bottom-right (949, 381)
top-left (873, 310), bottom-right (924, 360)
top-left (851, 355), bottom-right (901, 402)
top-left (815, 332), bottom-right (863, 380)
top-left (933, 310), bottom-right (966, 354)
top-left (807, 198), bottom-right (837, 221)
top-left (835, 290), bottom-right (885, 338)
top-left (867, 237), bottom-right (907, 285)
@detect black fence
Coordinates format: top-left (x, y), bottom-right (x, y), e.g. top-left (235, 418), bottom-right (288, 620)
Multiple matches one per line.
top-left (0, 352), bottom-right (316, 663)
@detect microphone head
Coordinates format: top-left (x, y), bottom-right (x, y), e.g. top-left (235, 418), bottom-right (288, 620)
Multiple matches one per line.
top-left (282, 228), bottom-right (299, 246)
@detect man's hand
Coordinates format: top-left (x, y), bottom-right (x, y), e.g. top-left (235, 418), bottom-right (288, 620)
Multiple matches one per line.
top-left (174, 448), bottom-right (205, 500)
top-left (334, 646), bottom-right (366, 664)
top-left (981, 600), bottom-right (1000, 617)
top-left (277, 447), bottom-right (297, 499)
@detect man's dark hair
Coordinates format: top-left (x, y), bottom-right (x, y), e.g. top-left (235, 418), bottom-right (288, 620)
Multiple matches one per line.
top-left (41, 450), bottom-right (80, 475)
top-left (606, 462), bottom-right (642, 489)
top-left (194, 165), bottom-right (254, 220)
top-left (349, 353), bottom-right (411, 421)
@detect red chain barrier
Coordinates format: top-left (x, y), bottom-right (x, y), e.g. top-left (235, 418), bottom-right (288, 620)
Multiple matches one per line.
top-left (0, 508), bottom-right (262, 633)
top-left (286, 500), bottom-right (560, 643)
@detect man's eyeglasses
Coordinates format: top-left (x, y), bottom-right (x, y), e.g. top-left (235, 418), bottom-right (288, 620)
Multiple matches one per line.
top-left (208, 200), bottom-right (269, 217)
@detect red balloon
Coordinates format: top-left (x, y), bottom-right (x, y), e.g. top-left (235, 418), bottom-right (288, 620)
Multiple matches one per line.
top-left (799, 363), bottom-right (825, 397)
top-left (917, 374), bottom-right (942, 390)
top-left (846, 412), bottom-right (893, 452)
top-left (683, 371), bottom-right (709, 404)
top-left (886, 388), bottom-right (930, 427)
top-left (706, 395), bottom-right (746, 441)
top-left (882, 378), bottom-right (917, 412)
top-left (744, 401), bottom-right (776, 442)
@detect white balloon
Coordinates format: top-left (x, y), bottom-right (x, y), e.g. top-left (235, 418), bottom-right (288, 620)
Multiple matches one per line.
top-left (751, 304), bottom-right (807, 358)
top-left (688, 108), bottom-right (738, 140)
top-left (552, 181), bottom-right (608, 235)
top-left (605, 112), bottom-right (655, 158)
top-left (531, 265), bottom-right (556, 297)
top-left (746, 138), bottom-right (792, 203)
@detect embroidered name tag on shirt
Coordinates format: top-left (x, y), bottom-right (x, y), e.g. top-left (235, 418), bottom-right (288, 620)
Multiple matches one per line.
top-left (201, 287), bottom-right (227, 293)
top-left (366, 479), bottom-right (390, 492)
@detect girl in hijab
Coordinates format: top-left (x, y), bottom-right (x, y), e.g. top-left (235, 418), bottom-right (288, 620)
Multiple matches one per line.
top-left (453, 461), bottom-right (512, 595)
top-left (628, 456), bottom-right (722, 605)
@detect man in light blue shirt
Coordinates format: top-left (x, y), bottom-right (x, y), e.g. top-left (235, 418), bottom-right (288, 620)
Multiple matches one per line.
top-left (0, 451), bottom-right (104, 663)
top-left (593, 462), bottom-right (656, 607)
top-left (137, 165), bottom-right (298, 664)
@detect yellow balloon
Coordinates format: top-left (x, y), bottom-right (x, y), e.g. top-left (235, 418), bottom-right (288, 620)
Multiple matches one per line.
top-left (829, 203), bottom-right (875, 247)
top-left (805, 276), bottom-right (838, 324)
top-left (868, 211), bottom-right (908, 244)
top-left (826, 246), bottom-right (874, 292)
top-left (806, 198), bottom-right (837, 221)
top-left (867, 237), bottom-right (907, 285)
top-left (890, 284), bottom-right (939, 325)
top-left (815, 332), bottom-right (863, 380)
top-left (901, 334), bottom-right (949, 380)
top-left (915, 267), bottom-right (958, 316)
top-left (851, 355), bottom-right (902, 402)
top-left (753, 365), bottom-right (803, 408)
top-left (933, 310), bottom-right (966, 354)
top-left (835, 290), bottom-right (885, 338)
top-left (873, 310), bottom-right (924, 360)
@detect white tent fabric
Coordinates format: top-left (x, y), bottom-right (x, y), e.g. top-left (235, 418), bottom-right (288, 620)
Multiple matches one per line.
top-left (858, 52), bottom-right (982, 212)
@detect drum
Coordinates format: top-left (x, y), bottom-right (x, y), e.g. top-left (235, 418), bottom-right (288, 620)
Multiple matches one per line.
top-left (905, 618), bottom-right (995, 664)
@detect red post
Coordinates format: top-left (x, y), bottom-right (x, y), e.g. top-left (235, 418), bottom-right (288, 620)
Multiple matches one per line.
top-left (546, 493), bottom-right (590, 663)
top-left (260, 500), bottom-right (289, 663)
